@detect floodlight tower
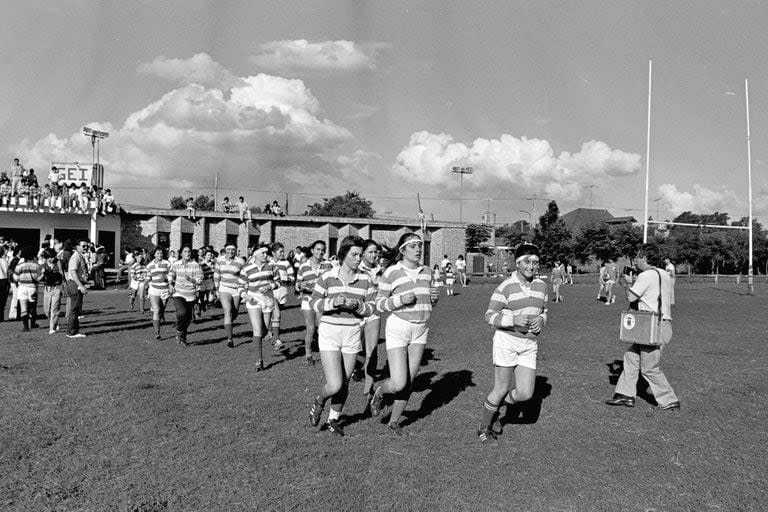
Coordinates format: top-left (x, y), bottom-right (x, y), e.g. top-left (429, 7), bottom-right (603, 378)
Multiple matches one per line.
top-left (452, 166), bottom-right (473, 223)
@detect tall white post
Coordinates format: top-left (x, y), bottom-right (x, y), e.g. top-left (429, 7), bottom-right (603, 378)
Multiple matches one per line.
top-left (643, 59), bottom-right (653, 243)
top-left (745, 79), bottom-right (754, 295)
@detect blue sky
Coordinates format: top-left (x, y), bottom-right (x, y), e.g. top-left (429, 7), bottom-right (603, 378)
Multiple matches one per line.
top-left (2, 0), bottom-right (768, 224)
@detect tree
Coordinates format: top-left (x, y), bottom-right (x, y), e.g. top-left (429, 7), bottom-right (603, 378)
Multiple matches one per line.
top-left (305, 191), bottom-right (375, 218)
top-left (532, 201), bottom-right (573, 266)
top-left (495, 223), bottom-right (530, 249)
top-left (170, 195), bottom-right (215, 211)
top-left (465, 224), bottom-right (494, 255)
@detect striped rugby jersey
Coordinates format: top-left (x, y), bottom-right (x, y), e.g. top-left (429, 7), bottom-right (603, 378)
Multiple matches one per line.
top-left (214, 256), bottom-right (245, 291)
top-left (129, 262), bottom-right (148, 283)
top-left (297, 259), bottom-right (333, 297)
top-left (272, 258), bottom-right (295, 285)
top-left (14, 260), bottom-right (43, 289)
top-left (237, 260), bottom-right (280, 295)
top-left (359, 261), bottom-right (382, 286)
top-left (375, 262), bottom-right (434, 324)
top-left (146, 259), bottom-right (170, 291)
top-left (169, 260), bottom-right (203, 301)
top-left (200, 261), bottom-right (215, 282)
top-left (310, 266), bottom-right (375, 326)
top-left (485, 271), bottom-right (548, 338)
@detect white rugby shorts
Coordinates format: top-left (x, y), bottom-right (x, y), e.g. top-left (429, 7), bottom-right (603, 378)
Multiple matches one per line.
top-left (318, 322), bottom-right (362, 354)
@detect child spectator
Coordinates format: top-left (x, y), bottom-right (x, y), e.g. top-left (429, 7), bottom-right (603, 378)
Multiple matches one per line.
top-left (48, 166), bottom-right (59, 186)
top-left (78, 183), bottom-right (89, 212)
top-left (0, 179), bottom-right (10, 207)
top-left (221, 197), bottom-right (232, 213)
top-left (41, 184), bottom-right (52, 209)
top-left (271, 200), bottom-right (284, 216)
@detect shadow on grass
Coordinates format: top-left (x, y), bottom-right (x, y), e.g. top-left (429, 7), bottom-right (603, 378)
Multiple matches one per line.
top-left (606, 360), bottom-right (657, 405)
top-left (84, 321), bottom-right (155, 335)
top-left (500, 375), bottom-right (552, 425)
top-left (398, 370), bottom-right (476, 427)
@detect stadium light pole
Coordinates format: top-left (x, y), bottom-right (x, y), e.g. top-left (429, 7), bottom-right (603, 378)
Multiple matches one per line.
top-left (452, 166), bottom-right (473, 223)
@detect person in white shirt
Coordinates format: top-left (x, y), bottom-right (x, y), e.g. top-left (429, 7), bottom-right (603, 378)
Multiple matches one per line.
top-left (455, 254), bottom-right (467, 287)
top-left (237, 196), bottom-right (252, 223)
top-left (664, 258), bottom-right (676, 306)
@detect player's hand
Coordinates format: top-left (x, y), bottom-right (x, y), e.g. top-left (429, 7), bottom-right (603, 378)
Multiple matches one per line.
top-left (332, 295), bottom-right (346, 308)
top-left (345, 297), bottom-right (360, 311)
top-left (529, 315), bottom-right (544, 333)
top-left (400, 291), bottom-right (417, 305)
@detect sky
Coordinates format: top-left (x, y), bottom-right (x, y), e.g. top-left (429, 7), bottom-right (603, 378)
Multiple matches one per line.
top-left (3, 0), bottom-right (768, 225)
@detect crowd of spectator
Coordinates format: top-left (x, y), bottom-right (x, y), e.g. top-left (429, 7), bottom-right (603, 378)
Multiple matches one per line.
top-left (0, 158), bottom-right (116, 215)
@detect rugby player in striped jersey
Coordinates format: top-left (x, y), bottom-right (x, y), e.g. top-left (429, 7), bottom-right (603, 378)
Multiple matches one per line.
top-left (308, 236), bottom-right (376, 436)
top-left (296, 240), bottom-right (333, 366)
top-left (368, 233), bottom-right (440, 436)
top-left (146, 247), bottom-right (171, 339)
top-left (269, 242), bottom-right (294, 351)
top-left (214, 245), bottom-right (245, 348)
top-left (477, 243), bottom-right (548, 443)
top-left (237, 244), bottom-right (280, 371)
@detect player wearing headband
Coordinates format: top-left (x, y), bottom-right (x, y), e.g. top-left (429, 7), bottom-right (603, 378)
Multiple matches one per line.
top-left (368, 233), bottom-right (440, 436)
top-left (307, 236), bottom-right (376, 436)
top-left (146, 247), bottom-right (171, 339)
top-left (237, 244), bottom-right (280, 371)
top-left (214, 244), bottom-right (245, 348)
top-left (477, 243), bottom-right (548, 443)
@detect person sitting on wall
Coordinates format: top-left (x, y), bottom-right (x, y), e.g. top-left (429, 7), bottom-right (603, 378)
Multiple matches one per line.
top-left (102, 189), bottom-right (115, 214)
top-left (0, 178), bottom-right (10, 207)
top-left (26, 169), bottom-right (39, 188)
top-left (271, 200), bottom-right (284, 216)
top-left (186, 197), bottom-right (196, 220)
top-left (221, 197), bottom-right (232, 213)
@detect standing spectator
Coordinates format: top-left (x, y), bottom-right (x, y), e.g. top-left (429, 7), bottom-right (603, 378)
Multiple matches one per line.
top-left (26, 169), bottom-right (38, 188)
top-left (0, 178), bottom-right (10, 207)
top-left (566, 262), bottom-right (574, 285)
top-left (41, 248), bottom-right (64, 334)
top-left (664, 258), bottom-right (676, 306)
top-left (455, 254), bottom-right (467, 287)
top-left (10, 158), bottom-right (24, 196)
top-left (47, 166), bottom-right (59, 186)
top-left (41, 184), bottom-right (52, 209)
top-left (91, 246), bottom-right (107, 289)
top-left (7, 247), bottom-right (20, 320)
top-left (0, 246), bottom-right (9, 321)
top-left (440, 254), bottom-right (450, 271)
top-left (13, 247), bottom-right (43, 331)
top-left (185, 197), bottom-right (196, 220)
top-left (77, 183), bottom-right (89, 212)
top-left (65, 239), bottom-right (90, 339)
top-left (237, 196), bottom-right (252, 223)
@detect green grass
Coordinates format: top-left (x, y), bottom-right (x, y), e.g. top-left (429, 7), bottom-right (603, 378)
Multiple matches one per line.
top-left (1, 283), bottom-right (767, 511)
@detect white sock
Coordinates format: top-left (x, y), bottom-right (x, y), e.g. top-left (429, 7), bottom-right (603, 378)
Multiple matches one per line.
top-left (328, 409), bottom-right (341, 421)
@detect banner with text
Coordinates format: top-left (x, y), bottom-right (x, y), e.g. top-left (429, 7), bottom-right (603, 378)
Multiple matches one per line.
top-left (51, 163), bottom-right (104, 189)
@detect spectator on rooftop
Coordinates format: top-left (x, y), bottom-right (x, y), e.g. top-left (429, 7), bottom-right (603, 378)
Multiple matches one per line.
top-left (221, 197), bottom-right (232, 213)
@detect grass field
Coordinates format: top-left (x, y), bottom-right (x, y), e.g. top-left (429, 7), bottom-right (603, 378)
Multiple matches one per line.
top-left (1, 281), bottom-right (767, 511)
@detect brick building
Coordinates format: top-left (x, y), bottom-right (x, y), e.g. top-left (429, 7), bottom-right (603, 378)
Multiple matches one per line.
top-left (120, 207), bottom-right (467, 266)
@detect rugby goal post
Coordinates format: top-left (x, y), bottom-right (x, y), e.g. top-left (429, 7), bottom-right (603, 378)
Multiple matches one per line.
top-left (642, 62), bottom-right (754, 294)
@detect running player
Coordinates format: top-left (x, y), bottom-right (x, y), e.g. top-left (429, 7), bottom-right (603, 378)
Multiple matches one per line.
top-left (214, 244), bottom-right (245, 348)
top-left (128, 252), bottom-right (148, 314)
top-left (358, 239), bottom-right (382, 397)
top-left (13, 247), bottom-right (42, 331)
top-left (308, 236), bottom-right (376, 436)
top-left (168, 246), bottom-right (203, 345)
top-left (269, 242), bottom-right (294, 350)
top-left (444, 263), bottom-right (455, 296)
top-left (476, 243), bottom-right (548, 443)
top-left (146, 247), bottom-right (171, 339)
top-left (369, 233), bottom-right (440, 436)
top-left (296, 240), bottom-right (333, 366)
top-left (237, 244), bottom-right (280, 371)
top-left (197, 249), bottom-right (216, 319)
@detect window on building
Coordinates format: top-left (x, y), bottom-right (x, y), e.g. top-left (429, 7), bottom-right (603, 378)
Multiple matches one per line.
top-left (181, 232), bottom-right (193, 248)
top-left (248, 235), bottom-right (260, 249)
top-left (226, 234), bottom-right (238, 248)
top-left (328, 236), bottom-right (338, 258)
top-left (157, 232), bottom-right (170, 248)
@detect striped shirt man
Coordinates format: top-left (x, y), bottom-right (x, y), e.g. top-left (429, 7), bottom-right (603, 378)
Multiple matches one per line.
top-left (485, 272), bottom-right (548, 338)
top-left (214, 255), bottom-right (244, 293)
top-left (14, 260), bottom-right (43, 289)
top-left (237, 260), bottom-right (280, 296)
top-left (310, 266), bottom-right (375, 326)
top-left (375, 262), bottom-right (434, 324)
top-left (169, 260), bottom-right (203, 301)
top-left (297, 260), bottom-right (333, 300)
top-left (146, 259), bottom-right (171, 292)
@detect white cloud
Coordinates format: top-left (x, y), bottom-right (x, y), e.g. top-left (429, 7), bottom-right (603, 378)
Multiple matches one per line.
top-left (12, 59), bottom-right (358, 194)
top-left (137, 53), bottom-right (242, 89)
top-left (251, 40), bottom-right (389, 72)
top-left (392, 131), bottom-right (642, 201)
top-left (657, 183), bottom-right (740, 216)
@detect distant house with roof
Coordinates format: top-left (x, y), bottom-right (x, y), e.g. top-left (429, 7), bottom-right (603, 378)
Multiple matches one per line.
top-left (560, 208), bottom-right (636, 232)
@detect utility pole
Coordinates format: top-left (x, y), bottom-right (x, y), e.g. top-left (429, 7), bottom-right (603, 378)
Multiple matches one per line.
top-left (585, 185), bottom-right (597, 210)
top-left (214, 172), bottom-right (219, 207)
top-left (452, 166), bottom-right (473, 223)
